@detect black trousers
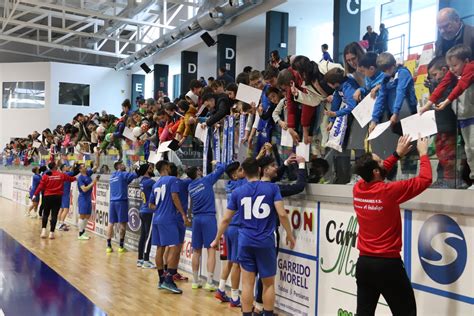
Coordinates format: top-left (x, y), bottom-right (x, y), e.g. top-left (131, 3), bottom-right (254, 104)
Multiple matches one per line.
top-left (356, 256), bottom-right (416, 316)
top-left (41, 195), bottom-right (62, 232)
top-left (38, 193), bottom-right (44, 217)
top-left (138, 212), bottom-right (153, 261)
top-left (255, 229), bottom-right (280, 304)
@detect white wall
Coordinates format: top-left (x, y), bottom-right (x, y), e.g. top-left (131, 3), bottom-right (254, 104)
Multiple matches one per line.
top-left (0, 62), bottom-right (51, 147)
top-left (50, 62), bottom-right (129, 127)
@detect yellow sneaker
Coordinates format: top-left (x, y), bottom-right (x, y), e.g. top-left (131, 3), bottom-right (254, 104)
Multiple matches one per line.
top-left (204, 283), bottom-right (217, 292)
top-left (191, 282), bottom-right (202, 289)
top-left (118, 247), bottom-right (127, 253)
top-left (106, 247), bottom-right (113, 253)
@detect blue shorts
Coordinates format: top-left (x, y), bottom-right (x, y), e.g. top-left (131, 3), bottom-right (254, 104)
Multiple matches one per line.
top-left (109, 200), bottom-right (129, 223)
top-left (151, 222), bottom-right (180, 247)
top-left (177, 220), bottom-right (186, 244)
top-left (192, 215), bottom-right (217, 249)
top-left (61, 194), bottom-right (70, 209)
top-left (238, 245), bottom-right (276, 278)
top-left (225, 225), bottom-right (239, 263)
top-left (30, 192), bottom-right (39, 202)
top-left (78, 198), bottom-right (92, 215)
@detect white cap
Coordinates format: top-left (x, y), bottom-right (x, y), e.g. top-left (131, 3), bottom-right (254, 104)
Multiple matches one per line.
top-left (185, 91), bottom-right (199, 105)
top-left (317, 60), bottom-right (344, 75)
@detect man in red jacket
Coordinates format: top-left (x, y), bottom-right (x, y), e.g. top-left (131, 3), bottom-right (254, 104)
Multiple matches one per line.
top-left (33, 162), bottom-right (77, 239)
top-left (353, 135), bottom-right (432, 316)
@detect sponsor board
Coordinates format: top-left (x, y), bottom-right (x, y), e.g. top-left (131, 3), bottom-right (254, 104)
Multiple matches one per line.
top-left (125, 184), bottom-right (142, 251)
top-left (318, 203), bottom-right (392, 315)
top-left (178, 229), bottom-right (193, 274)
top-left (275, 252), bottom-right (316, 316)
top-left (410, 211), bottom-right (474, 314)
top-left (92, 180), bottom-right (111, 238)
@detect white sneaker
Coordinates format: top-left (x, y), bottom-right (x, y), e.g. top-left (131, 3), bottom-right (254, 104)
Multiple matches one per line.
top-left (30, 213), bottom-right (38, 219)
top-left (467, 185), bottom-right (474, 190)
top-left (25, 211), bottom-right (31, 217)
top-left (142, 261), bottom-right (156, 269)
top-left (49, 232), bottom-right (55, 239)
top-left (40, 228), bottom-right (47, 239)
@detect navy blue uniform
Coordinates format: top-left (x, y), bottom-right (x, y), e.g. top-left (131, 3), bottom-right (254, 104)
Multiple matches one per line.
top-left (61, 171), bottom-right (75, 208)
top-left (171, 178), bottom-right (192, 243)
top-left (228, 181), bottom-right (282, 277)
top-left (225, 178), bottom-right (246, 263)
top-left (188, 163), bottom-right (225, 249)
top-left (109, 171), bottom-right (138, 223)
top-left (150, 176), bottom-right (179, 246)
top-left (30, 174), bottom-right (41, 202)
top-left (77, 169), bottom-right (94, 215)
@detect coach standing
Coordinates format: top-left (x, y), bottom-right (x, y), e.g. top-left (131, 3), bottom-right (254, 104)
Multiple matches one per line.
top-left (352, 135), bottom-right (432, 316)
top-left (33, 162), bottom-right (78, 239)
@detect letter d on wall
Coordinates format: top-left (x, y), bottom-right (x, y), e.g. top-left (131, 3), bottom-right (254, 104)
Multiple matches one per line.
top-left (217, 34), bottom-right (236, 79)
top-left (181, 51), bottom-right (198, 96)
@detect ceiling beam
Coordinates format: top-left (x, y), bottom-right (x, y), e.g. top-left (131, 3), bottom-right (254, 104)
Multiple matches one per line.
top-left (0, 34), bottom-right (129, 58)
top-left (18, 0), bottom-right (175, 29)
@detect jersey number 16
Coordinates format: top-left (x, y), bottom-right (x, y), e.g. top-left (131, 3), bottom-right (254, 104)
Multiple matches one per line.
top-left (241, 196), bottom-right (270, 220)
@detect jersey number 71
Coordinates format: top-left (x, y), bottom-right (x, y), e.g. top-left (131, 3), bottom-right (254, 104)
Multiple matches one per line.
top-left (241, 196), bottom-right (270, 220)
top-left (154, 184), bottom-right (166, 205)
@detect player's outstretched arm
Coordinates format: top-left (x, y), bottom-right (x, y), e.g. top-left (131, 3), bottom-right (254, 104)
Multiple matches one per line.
top-left (275, 201), bottom-right (295, 249)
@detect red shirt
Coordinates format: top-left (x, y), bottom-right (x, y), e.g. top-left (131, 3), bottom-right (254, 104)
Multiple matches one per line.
top-left (286, 68), bottom-right (316, 128)
top-left (429, 61), bottom-right (474, 103)
top-left (34, 170), bottom-right (76, 197)
top-left (353, 155), bottom-right (432, 258)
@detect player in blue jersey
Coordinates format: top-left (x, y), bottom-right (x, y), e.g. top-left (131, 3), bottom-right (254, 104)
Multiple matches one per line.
top-left (27, 167), bottom-right (42, 218)
top-left (169, 163), bottom-right (192, 281)
top-left (187, 161), bottom-right (226, 291)
top-left (137, 163), bottom-right (156, 269)
top-left (106, 161), bottom-right (148, 253)
top-left (211, 158), bottom-right (296, 316)
top-left (58, 163), bottom-right (75, 231)
top-left (76, 163), bottom-right (99, 240)
top-left (215, 162), bottom-right (246, 307)
top-left (149, 160), bottom-right (187, 294)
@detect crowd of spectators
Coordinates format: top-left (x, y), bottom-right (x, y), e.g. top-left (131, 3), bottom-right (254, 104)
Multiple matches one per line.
top-left (1, 7), bottom-right (473, 189)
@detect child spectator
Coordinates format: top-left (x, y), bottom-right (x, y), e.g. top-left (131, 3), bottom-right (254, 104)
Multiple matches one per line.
top-left (176, 100), bottom-right (197, 145)
top-left (210, 80), bottom-right (225, 94)
top-left (422, 45), bottom-right (474, 188)
top-left (353, 52), bottom-right (385, 101)
top-left (320, 44), bottom-right (333, 62)
top-left (418, 56), bottom-right (458, 187)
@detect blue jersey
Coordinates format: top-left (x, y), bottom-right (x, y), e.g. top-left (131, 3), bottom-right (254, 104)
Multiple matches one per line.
top-left (171, 178), bottom-right (192, 217)
top-left (62, 171), bottom-right (75, 198)
top-left (150, 176), bottom-right (177, 224)
top-left (77, 169), bottom-right (94, 201)
top-left (30, 174), bottom-right (42, 197)
top-left (228, 181), bottom-right (282, 248)
top-left (139, 177), bottom-right (156, 213)
top-left (110, 171), bottom-right (137, 201)
top-left (188, 163), bottom-right (225, 216)
top-left (226, 178), bottom-right (247, 226)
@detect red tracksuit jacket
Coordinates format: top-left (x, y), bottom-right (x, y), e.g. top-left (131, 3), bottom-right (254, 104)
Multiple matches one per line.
top-left (353, 154), bottom-right (432, 258)
top-left (34, 170), bottom-right (76, 197)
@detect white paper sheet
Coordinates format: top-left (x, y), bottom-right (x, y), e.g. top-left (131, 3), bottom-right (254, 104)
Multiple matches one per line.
top-left (147, 150), bottom-right (163, 164)
top-left (32, 141), bottom-right (41, 148)
top-left (295, 142), bottom-right (310, 162)
top-left (194, 125), bottom-right (208, 144)
top-left (157, 140), bottom-right (172, 153)
top-left (123, 127), bottom-right (137, 141)
top-left (352, 94), bottom-right (376, 128)
top-left (236, 83), bottom-right (262, 106)
top-left (368, 121), bottom-right (392, 140)
top-left (37, 134), bottom-right (43, 142)
top-left (401, 110), bottom-right (437, 140)
top-left (280, 129), bottom-right (294, 147)
top-left (419, 48), bottom-right (434, 66)
top-left (237, 143), bottom-right (248, 163)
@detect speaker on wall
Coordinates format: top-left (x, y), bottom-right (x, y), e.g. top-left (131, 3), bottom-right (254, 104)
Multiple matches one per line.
top-left (140, 63), bottom-right (152, 74)
top-left (200, 32), bottom-right (216, 47)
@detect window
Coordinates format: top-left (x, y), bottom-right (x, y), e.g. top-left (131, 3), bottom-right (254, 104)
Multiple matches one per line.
top-left (59, 82), bottom-right (90, 106)
top-left (2, 81), bottom-right (45, 109)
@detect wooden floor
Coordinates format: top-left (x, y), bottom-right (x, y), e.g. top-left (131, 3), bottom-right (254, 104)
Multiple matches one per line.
top-left (0, 198), bottom-right (241, 315)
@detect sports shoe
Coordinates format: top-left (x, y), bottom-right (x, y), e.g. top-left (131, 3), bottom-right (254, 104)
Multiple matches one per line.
top-left (142, 261), bottom-right (156, 269)
top-left (467, 184), bottom-right (474, 190)
top-left (173, 272), bottom-right (188, 281)
top-left (106, 247), bottom-right (113, 253)
top-left (24, 211), bottom-right (31, 217)
top-left (30, 213), bottom-right (38, 219)
top-left (157, 282), bottom-right (164, 290)
top-left (161, 281), bottom-right (183, 294)
top-left (40, 228), bottom-right (47, 239)
top-left (118, 247), bottom-right (127, 253)
top-left (62, 225), bottom-right (69, 232)
top-left (215, 289), bottom-right (230, 302)
top-left (78, 234), bottom-right (90, 240)
top-left (204, 283), bottom-right (217, 292)
top-left (136, 259), bottom-right (144, 267)
top-left (49, 232), bottom-right (55, 239)
top-left (191, 282), bottom-right (203, 289)
top-left (230, 297), bottom-right (241, 307)
top-left (58, 223), bottom-right (65, 231)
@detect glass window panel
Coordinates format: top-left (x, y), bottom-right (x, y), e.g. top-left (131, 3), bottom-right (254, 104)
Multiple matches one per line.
top-left (2, 81), bottom-right (45, 109)
top-left (59, 82), bottom-right (90, 106)
top-left (381, 0), bottom-right (409, 26)
top-left (409, 2), bottom-right (437, 48)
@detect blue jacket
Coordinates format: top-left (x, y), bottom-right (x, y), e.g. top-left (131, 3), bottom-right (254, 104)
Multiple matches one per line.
top-left (372, 66), bottom-right (417, 123)
top-left (257, 84), bottom-right (274, 132)
top-left (329, 76), bottom-right (360, 122)
top-left (359, 70), bottom-right (385, 96)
